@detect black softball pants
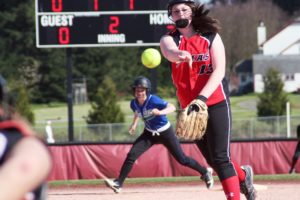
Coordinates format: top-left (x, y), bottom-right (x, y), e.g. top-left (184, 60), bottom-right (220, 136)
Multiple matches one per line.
top-left (117, 126), bottom-right (207, 186)
top-left (195, 100), bottom-right (236, 181)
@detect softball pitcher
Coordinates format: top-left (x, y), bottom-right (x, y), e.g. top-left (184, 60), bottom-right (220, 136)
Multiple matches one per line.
top-left (105, 76), bottom-right (213, 193)
top-left (160, 0), bottom-right (256, 199)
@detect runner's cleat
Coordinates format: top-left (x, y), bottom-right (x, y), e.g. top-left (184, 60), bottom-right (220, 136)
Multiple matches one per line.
top-left (201, 167), bottom-right (214, 189)
top-left (105, 179), bottom-right (122, 193)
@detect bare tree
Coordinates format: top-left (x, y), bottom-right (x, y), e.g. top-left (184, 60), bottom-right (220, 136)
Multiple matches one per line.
top-left (210, 0), bottom-right (289, 72)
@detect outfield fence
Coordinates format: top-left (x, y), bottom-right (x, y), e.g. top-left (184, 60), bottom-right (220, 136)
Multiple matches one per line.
top-left (34, 115), bottom-right (300, 143)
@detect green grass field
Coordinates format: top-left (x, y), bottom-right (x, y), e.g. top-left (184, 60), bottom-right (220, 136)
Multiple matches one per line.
top-left (33, 93), bottom-right (300, 125)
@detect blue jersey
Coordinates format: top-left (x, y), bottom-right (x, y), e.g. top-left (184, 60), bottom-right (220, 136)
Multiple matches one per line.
top-left (130, 94), bottom-right (169, 131)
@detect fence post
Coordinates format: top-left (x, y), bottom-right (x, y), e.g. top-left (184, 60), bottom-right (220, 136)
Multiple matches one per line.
top-left (287, 102), bottom-right (291, 138)
top-left (45, 120), bottom-right (55, 143)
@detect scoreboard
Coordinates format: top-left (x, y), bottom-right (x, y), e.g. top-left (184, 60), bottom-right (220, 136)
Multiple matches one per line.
top-left (35, 0), bottom-right (174, 48)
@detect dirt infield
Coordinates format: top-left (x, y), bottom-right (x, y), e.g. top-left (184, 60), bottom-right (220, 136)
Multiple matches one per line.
top-left (48, 181), bottom-right (300, 200)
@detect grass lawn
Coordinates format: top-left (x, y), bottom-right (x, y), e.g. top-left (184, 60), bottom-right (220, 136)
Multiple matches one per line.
top-left (33, 94), bottom-right (300, 126)
top-left (34, 103), bottom-right (91, 124)
top-left (33, 98), bottom-right (179, 125)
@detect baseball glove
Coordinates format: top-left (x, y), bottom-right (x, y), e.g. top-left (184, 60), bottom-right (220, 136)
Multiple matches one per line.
top-left (176, 99), bottom-right (208, 140)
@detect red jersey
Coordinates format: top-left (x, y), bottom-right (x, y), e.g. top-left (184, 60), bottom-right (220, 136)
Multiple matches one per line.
top-left (168, 31), bottom-right (229, 108)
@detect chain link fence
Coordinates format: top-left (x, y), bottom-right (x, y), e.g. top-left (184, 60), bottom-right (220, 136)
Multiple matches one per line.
top-left (34, 115), bottom-right (300, 143)
top-left (231, 115), bottom-right (300, 139)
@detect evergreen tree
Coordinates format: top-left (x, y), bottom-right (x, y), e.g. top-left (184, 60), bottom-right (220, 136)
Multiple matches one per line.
top-left (257, 68), bottom-right (288, 117)
top-left (86, 76), bottom-right (124, 124)
top-left (12, 84), bottom-right (35, 124)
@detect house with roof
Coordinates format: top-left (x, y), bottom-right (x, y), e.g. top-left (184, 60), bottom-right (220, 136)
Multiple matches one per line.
top-left (232, 17), bottom-right (300, 94)
top-left (231, 59), bottom-right (253, 95)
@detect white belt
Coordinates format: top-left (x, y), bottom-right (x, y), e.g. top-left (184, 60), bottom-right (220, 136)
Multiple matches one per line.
top-left (146, 122), bottom-right (171, 136)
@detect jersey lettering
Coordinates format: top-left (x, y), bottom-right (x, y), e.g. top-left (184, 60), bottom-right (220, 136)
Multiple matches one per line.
top-left (138, 109), bottom-right (155, 121)
top-left (198, 64), bottom-right (213, 75)
top-left (192, 53), bottom-right (209, 62)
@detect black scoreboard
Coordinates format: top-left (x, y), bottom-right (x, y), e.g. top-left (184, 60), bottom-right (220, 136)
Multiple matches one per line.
top-left (35, 0), bottom-right (175, 48)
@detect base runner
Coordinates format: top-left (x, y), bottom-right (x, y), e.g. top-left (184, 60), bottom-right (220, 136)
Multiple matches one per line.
top-left (105, 76), bottom-right (214, 193)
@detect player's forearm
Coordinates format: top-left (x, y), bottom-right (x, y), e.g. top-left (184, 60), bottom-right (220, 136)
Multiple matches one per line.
top-left (160, 36), bottom-right (183, 63)
top-left (200, 33), bottom-right (226, 98)
top-left (131, 115), bottom-right (139, 125)
top-left (159, 103), bottom-right (176, 115)
top-left (199, 67), bottom-right (225, 98)
top-left (161, 47), bottom-right (182, 63)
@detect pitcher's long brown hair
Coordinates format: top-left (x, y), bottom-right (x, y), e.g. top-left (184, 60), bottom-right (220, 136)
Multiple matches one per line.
top-left (191, 4), bottom-right (221, 34)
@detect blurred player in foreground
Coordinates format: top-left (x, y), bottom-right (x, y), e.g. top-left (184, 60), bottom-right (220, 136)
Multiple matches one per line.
top-left (160, 0), bottom-right (256, 199)
top-left (105, 76), bottom-right (214, 193)
top-left (0, 75), bottom-right (52, 200)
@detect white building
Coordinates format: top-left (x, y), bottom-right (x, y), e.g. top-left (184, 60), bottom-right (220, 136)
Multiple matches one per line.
top-left (253, 17), bottom-right (300, 93)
